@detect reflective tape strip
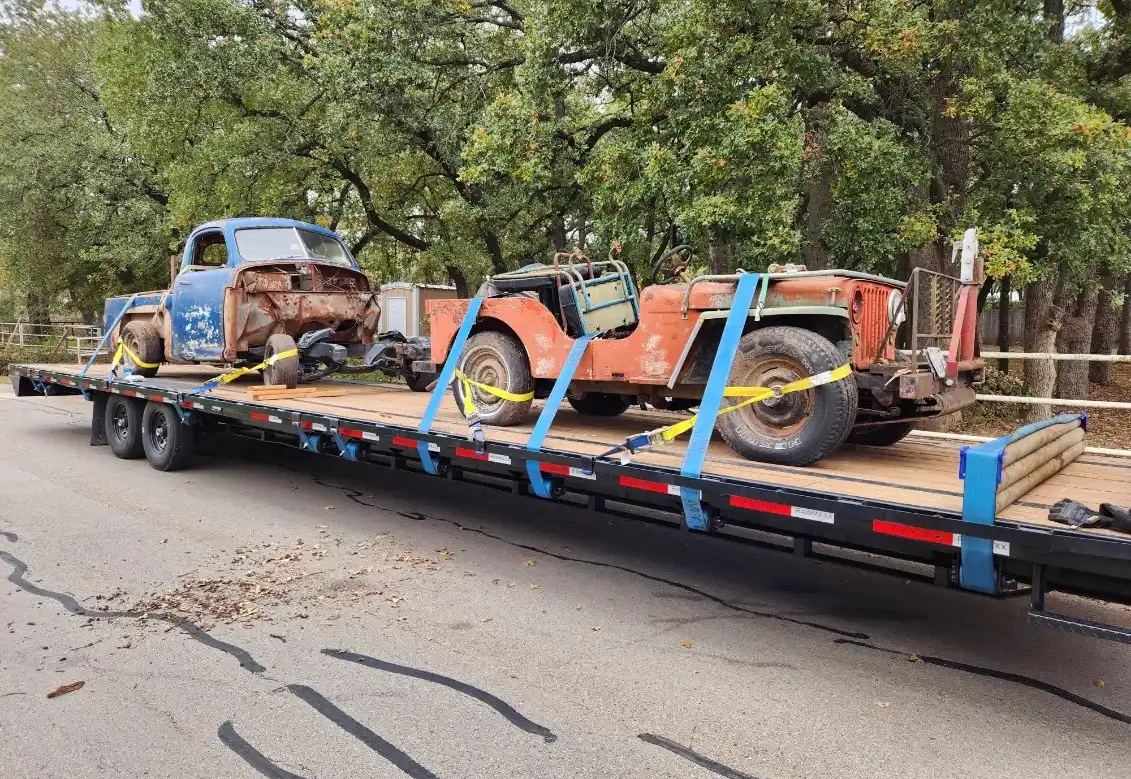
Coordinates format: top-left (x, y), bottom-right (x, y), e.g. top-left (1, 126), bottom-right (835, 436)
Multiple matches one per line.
top-left (392, 436), bottom-right (416, 447)
top-left (456, 448), bottom-right (513, 465)
top-left (728, 496), bottom-right (835, 524)
top-left (339, 428), bottom-right (379, 441)
top-left (872, 519), bottom-right (955, 546)
top-left (619, 475), bottom-right (680, 495)
top-left (540, 462), bottom-right (596, 480)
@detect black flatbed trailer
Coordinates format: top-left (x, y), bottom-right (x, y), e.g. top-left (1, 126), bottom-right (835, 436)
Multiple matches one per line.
top-left (11, 361), bottom-right (1131, 643)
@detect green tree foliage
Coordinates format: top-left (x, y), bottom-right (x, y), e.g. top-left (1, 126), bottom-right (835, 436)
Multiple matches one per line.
top-left (2, 0), bottom-right (1131, 351)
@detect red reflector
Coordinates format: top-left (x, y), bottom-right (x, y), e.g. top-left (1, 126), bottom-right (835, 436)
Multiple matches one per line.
top-left (249, 412), bottom-right (270, 422)
top-left (392, 436), bottom-right (416, 447)
top-left (179, 400), bottom-right (194, 409)
top-left (299, 421), bottom-right (313, 430)
top-left (123, 390), bottom-right (138, 397)
top-left (148, 395), bottom-right (164, 403)
top-left (619, 476), bottom-right (670, 494)
top-left (456, 448), bottom-right (488, 460)
top-left (872, 520), bottom-right (953, 546)
top-left (540, 462), bottom-right (570, 476)
top-left (729, 495), bottom-right (791, 515)
top-left (339, 428), bottom-right (363, 438)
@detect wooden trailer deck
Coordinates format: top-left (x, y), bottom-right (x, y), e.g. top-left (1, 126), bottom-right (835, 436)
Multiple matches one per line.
top-left (32, 363), bottom-right (1131, 539)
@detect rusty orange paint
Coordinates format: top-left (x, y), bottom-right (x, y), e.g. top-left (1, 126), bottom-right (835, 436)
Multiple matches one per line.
top-left (429, 277), bottom-right (899, 387)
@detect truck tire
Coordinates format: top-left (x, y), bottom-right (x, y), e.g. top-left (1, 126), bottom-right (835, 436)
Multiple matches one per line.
top-left (453, 331), bottom-right (533, 426)
top-left (716, 326), bottom-right (858, 467)
top-left (141, 401), bottom-right (195, 471)
top-left (120, 321), bottom-right (162, 378)
top-left (263, 333), bottom-right (299, 389)
top-left (568, 392), bottom-right (629, 416)
top-left (104, 395), bottom-right (144, 459)
top-left (847, 421), bottom-right (915, 446)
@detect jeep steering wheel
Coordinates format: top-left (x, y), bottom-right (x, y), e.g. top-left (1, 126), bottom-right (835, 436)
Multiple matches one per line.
top-left (650, 245), bottom-right (694, 286)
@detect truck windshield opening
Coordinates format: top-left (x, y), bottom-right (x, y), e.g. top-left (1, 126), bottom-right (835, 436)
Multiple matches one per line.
top-left (235, 227), bottom-right (353, 266)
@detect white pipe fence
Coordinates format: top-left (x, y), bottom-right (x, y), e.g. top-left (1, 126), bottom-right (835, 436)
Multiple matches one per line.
top-left (0, 321), bottom-right (103, 364)
top-left (975, 350), bottom-right (1131, 411)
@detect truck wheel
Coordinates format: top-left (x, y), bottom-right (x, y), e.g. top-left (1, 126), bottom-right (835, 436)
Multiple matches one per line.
top-left (141, 401), bottom-right (195, 471)
top-left (263, 334), bottom-right (299, 388)
top-left (847, 421), bottom-right (915, 446)
top-left (716, 326), bottom-right (858, 467)
top-left (104, 395), bottom-right (144, 459)
top-left (120, 321), bottom-right (161, 378)
top-left (453, 331), bottom-right (532, 426)
top-left (568, 392), bottom-right (629, 416)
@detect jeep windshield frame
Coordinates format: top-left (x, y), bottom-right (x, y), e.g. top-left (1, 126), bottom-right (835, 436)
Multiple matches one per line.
top-left (233, 227), bottom-right (355, 268)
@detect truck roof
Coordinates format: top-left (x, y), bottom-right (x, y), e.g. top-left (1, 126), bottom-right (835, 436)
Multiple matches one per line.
top-left (192, 217), bottom-right (343, 239)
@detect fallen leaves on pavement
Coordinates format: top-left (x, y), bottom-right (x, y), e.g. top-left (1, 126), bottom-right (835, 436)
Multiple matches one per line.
top-left (47, 681), bottom-right (84, 699)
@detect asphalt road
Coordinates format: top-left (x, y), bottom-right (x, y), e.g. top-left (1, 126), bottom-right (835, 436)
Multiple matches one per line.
top-left (1, 391), bottom-right (1130, 779)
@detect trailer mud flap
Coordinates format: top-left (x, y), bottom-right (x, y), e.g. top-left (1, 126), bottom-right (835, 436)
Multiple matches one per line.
top-left (679, 272), bottom-right (760, 532)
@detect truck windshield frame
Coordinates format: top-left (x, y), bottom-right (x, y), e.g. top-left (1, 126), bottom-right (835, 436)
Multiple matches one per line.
top-left (233, 227), bottom-right (354, 267)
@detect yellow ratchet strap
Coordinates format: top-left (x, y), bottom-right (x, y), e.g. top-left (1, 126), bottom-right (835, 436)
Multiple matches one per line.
top-left (188, 348), bottom-right (299, 395)
top-left (657, 363), bottom-right (853, 445)
top-left (453, 368), bottom-right (534, 414)
top-left (110, 342), bottom-right (160, 370)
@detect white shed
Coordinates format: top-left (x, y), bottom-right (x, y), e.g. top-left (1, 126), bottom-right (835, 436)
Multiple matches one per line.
top-left (377, 282), bottom-right (458, 338)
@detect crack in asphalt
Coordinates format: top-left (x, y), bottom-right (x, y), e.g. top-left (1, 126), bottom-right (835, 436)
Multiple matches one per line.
top-left (287, 467), bottom-right (870, 641)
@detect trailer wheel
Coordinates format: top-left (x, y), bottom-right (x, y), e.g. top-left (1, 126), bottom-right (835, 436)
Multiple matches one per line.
top-left (120, 321), bottom-right (161, 378)
top-left (716, 326), bottom-right (858, 467)
top-left (104, 395), bottom-right (144, 459)
top-left (141, 401), bottom-right (195, 471)
top-left (453, 331), bottom-right (533, 426)
top-left (847, 421), bottom-right (915, 446)
top-left (263, 334), bottom-right (299, 389)
top-left (567, 392), bottom-right (629, 416)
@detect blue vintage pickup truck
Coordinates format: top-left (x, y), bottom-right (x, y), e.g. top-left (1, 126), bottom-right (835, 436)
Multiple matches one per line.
top-left (104, 217), bottom-right (432, 389)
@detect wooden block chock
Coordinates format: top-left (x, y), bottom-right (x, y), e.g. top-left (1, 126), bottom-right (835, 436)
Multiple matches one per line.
top-left (244, 385), bottom-right (352, 401)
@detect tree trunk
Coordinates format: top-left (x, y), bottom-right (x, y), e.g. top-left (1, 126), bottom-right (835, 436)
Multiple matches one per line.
top-left (446, 265), bottom-right (469, 298)
top-left (1089, 273), bottom-right (1118, 384)
top-left (1022, 278), bottom-right (1065, 423)
top-left (801, 106), bottom-right (832, 270)
top-left (1056, 282), bottom-right (1099, 400)
top-left (1119, 277), bottom-right (1131, 355)
top-left (708, 232), bottom-right (733, 274)
top-left (997, 274), bottom-right (1011, 373)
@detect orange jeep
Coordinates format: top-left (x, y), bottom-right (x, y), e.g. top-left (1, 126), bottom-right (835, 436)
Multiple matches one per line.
top-left (428, 239), bottom-right (984, 466)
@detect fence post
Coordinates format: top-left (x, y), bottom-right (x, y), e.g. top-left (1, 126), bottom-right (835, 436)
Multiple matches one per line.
top-left (18, 321), bottom-right (24, 346)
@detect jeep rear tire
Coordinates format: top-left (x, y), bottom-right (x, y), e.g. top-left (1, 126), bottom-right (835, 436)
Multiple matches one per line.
top-left (847, 421), bottom-right (915, 447)
top-left (716, 326), bottom-right (857, 467)
top-left (568, 392), bottom-right (630, 417)
top-left (452, 331), bottom-right (533, 426)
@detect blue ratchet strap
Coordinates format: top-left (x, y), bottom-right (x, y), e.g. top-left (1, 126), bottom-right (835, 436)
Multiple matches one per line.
top-left (957, 413), bottom-right (1085, 593)
top-left (525, 333), bottom-right (600, 498)
top-left (416, 297), bottom-right (484, 475)
top-left (679, 272), bottom-right (760, 531)
top-left (80, 293), bottom-right (139, 381)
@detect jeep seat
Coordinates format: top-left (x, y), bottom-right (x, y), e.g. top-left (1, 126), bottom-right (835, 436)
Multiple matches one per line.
top-left (558, 274), bottom-right (638, 336)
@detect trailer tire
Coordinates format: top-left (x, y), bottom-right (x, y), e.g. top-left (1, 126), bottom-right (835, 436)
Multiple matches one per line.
top-left (453, 331), bottom-right (532, 426)
top-left (847, 421), bottom-right (915, 447)
top-left (716, 326), bottom-right (857, 467)
top-left (568, 392), bottom-right (630, 416)
top-left (141, 401), bottom-right (195, 471)
top-left (104, 395), bottom-right (144, 459)
top-left (263, 334), bottom-right (299, 389)
top-left (120, 321), bottom-right (162, 378)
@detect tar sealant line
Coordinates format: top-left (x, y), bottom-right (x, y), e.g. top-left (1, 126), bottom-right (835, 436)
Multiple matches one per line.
top-left (0, 549), bottom-right (266, 673)
top-left (217, 722), bottom-right (307, 779)
top-left (322, 649), bottom-right (558, 743)
top-left (638, 733), bottom-right (762, 779)
top-left (833, 638), bottom-right (1131, 725)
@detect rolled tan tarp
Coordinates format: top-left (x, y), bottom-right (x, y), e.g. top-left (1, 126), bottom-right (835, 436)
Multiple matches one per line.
top-left (996, 439), bottom-right (1087, 514)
